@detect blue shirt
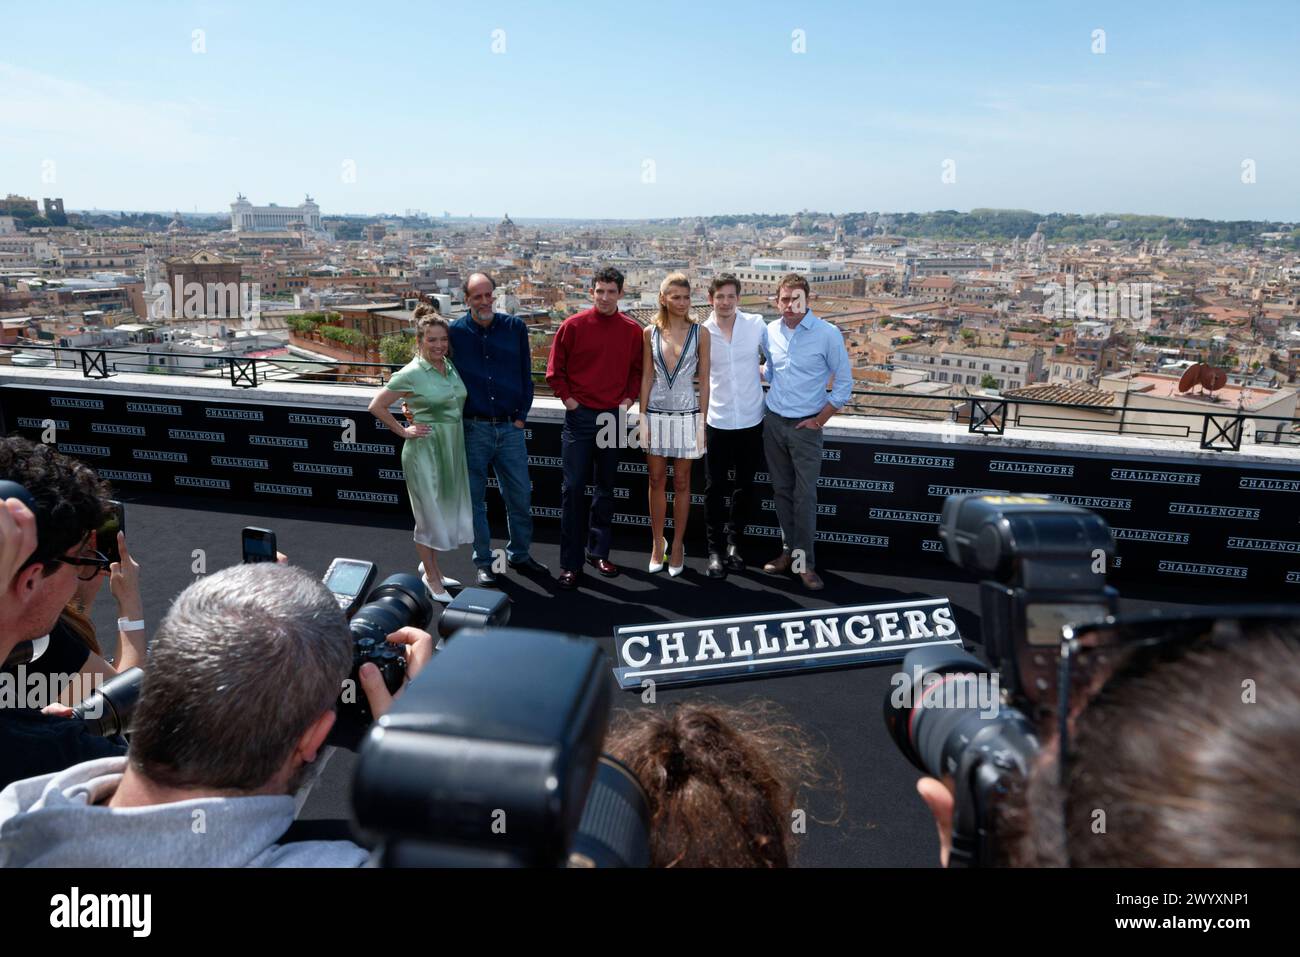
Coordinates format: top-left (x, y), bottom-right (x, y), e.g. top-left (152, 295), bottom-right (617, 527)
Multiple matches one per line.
top-left (762, 311), bottom-right (853, 419)
top-left (448, 311), bottom-right (534, 421)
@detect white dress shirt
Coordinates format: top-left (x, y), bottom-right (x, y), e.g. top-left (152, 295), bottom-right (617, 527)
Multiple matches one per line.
top-left (704, 309), bottom-right (766, 429)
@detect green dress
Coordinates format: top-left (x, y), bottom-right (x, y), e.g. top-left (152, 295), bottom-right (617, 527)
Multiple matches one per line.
top-left (386, 355), bottom-right (474, 550)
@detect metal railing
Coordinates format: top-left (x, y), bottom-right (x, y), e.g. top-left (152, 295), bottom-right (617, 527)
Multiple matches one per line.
top-left (6, 343), bottom-right (1298, 453)
top-left (6, 343), bottom-right (405, 388)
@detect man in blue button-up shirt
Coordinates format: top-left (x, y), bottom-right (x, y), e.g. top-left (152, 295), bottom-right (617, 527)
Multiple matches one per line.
top-left (760, 273), bottom-right (853, 590)
top-left (448, 273), bottom-right (548, 585)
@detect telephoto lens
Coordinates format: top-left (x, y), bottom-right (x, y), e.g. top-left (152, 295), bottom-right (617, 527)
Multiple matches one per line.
top-left (338, 573), bottom-right (436, 730)
top-left (567, 755), bottom-right (651, 868)
top-left (883, 645), bottom-right (1039, 867)
top-left (72, 667), bottom-right (144, 737)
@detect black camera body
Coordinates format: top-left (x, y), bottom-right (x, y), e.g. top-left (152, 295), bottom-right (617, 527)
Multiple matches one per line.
top-left (338, 573), bottom-right (433, 727)
top-left (353, 627), bottom-right (650, 867)
top-left (886, 493), bottom-right (1119, 866)
top-left (939, 493), bottom-right (1117, 713)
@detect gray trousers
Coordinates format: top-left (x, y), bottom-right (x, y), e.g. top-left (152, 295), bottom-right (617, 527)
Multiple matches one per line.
top-left (762, 410), bottom-right (824, 569)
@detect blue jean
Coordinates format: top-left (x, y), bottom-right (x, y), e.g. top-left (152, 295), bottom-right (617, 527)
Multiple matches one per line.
top-left (463, 419), bottom-right (534, 568)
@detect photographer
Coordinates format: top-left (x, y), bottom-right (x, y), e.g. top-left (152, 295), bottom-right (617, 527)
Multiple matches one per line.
top-left (5, 529), bottom-right (148, 708)
top-left (0, 562), bottom-right (433, 867)
top-left (0, 437), bottom-right (127, 790)
top-left (915, 617), bottom-right (1300, 867)
top-left (603, 700), bottom-right (828, 867)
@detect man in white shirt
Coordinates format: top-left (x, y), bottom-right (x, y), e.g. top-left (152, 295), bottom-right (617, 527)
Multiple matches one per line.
top-left (702, 274), bottom-right (768, 579)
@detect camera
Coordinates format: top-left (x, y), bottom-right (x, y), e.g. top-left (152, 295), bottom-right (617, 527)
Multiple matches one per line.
top-left (72, 667), bottom-right (143, 738)
top-left (338, 572), bottom-right (435, 727)
top-left (352, 626), bottom-right (650, 867)
top-left (884, 493), bottom-right (1117, 867)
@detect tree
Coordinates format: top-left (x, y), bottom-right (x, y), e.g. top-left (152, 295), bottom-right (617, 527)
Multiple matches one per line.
top-left (287, 316), bottom-right (319, 336)
top-left (320, 325), bottom-right (366, 349)
top-left (980, 373), bottom-right (999, 390)
top-left (380, 332), bottom-right (415, 366)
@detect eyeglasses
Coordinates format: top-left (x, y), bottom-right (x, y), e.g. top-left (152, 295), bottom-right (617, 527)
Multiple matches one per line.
top-left (1056, 605), bottom-right (1300, 787)
top-left (55, 548), bottom-right (112, 581)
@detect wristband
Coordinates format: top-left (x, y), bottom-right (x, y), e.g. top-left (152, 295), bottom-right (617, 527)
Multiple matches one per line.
top-left (117, 617), bottom-right (145, 633)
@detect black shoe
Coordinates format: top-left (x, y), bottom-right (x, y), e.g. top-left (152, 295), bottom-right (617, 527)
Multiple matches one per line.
top-left (724, 546), bottom-right (746, 572)
top-left (476, 567), bottom-right (499, 587)
top-left (584, 553), bottom-right (619, 577)
top-left (557, 570), bottom-right (581, 590)
top-left (707, 553), bottom-right (727, 579)
top-left (507, 556), bottom-right (550, 576)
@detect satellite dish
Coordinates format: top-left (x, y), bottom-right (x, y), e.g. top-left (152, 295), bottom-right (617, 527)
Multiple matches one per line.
top-left (1178, 364), bottom-right (1203, 393)
top-left (1205, 367), bottom-right (1227, 392)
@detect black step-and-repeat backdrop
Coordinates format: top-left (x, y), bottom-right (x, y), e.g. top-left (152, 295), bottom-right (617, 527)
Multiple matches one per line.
top-left (3, 384), bottom-right (1298, 594)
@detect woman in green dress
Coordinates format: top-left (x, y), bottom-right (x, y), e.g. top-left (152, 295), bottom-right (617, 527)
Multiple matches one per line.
top-left (368, 308), bottom-right (474, 602)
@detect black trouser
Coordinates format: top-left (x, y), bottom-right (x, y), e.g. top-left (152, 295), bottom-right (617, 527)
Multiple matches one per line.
top-left (560, 405), bottom-right (620, 572)
top-left (704, 421), bottom-right (765, 557)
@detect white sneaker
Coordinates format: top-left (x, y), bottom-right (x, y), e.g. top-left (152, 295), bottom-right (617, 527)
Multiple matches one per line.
top-left (418, 567), bottom-right (455, 603)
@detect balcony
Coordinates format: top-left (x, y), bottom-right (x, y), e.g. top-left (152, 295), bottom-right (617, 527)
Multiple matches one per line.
top-left (2, 359), bottom-right (1296, 866)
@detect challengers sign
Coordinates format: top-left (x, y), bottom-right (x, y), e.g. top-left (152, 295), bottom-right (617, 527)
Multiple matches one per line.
top-left (613, 598), bottom-right (963, 689)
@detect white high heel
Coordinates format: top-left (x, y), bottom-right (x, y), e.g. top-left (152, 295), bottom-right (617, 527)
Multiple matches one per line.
top-left (668, 543), bottom-right (686, 578)
top-left (417, 566), bottom-right (456, 603)
top-left (648, 537), bottom-right (669, 574)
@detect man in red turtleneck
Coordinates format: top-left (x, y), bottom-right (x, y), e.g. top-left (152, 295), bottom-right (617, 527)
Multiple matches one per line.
top-left (546, 267), bottom-right (643, 588)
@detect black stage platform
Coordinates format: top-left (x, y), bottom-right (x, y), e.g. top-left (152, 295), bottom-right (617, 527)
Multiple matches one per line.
top-left (85, 491), bottom-right (1219, 867)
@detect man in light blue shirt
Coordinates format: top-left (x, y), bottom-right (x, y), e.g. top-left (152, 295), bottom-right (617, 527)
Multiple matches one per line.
top-left (760, 273), bottom-right (853, 590)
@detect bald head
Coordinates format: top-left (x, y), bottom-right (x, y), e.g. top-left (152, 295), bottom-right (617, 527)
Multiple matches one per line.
top-left (465, 273), bottom-right (496, 323)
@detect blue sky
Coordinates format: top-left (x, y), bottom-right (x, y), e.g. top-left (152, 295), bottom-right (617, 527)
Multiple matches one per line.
top-left (2, 0), bottom-right (1297, 220)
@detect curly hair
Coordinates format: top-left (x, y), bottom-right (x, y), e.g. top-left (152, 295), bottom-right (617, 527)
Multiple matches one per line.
top-left (603, 699), bottom-right (834, 867)
top-left (0, 435), bottom-right (111, 574)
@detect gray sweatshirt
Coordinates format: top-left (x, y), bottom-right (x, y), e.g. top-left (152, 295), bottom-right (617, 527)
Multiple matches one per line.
top-left (0, 757), bottom-right (370, 867)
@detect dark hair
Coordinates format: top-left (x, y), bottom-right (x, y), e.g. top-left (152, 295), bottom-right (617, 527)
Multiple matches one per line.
top-left (462, 272), bottom-right (496, 297)
top-left (709, 274), bottom-right (741, 297)
top-left (777, 273), bottom-right (811, 296)
top-left (603, 700), bottom-right (831, 867)
top-left (1004, 620), bottom-right (1300, 867)
top-left (0, 435), bottom-right (111, 574)
top-left (591, 266), bottom-right (625, 292)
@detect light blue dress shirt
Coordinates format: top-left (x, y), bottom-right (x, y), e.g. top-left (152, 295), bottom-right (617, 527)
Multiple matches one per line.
top-left (762, 311), bottom-right (853, 418)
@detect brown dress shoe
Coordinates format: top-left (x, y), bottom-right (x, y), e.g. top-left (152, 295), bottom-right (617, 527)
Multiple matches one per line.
top-left (800, 570), bottom-right (825, 591)
top-left (557, 569), bottom-right (581, 590)
top-left (763, 552), bottom-right (793, 575)
top-left (585, 554), bottom-right (619, 577)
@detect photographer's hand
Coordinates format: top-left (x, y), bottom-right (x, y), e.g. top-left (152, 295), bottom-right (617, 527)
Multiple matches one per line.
top-left (916, 776), bottom-right (955, 868)
top-left (359, 626), bottom-right (436, 719)
top-left (109, 531), bottom-right (149, 672)
top-left (109, 531), bottom-right (143, 619)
